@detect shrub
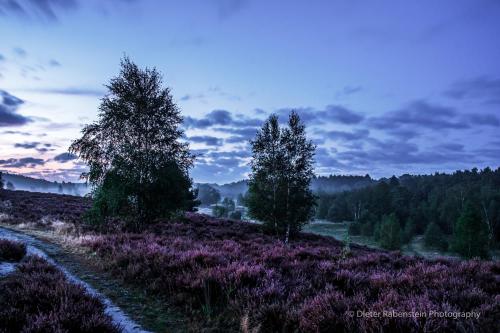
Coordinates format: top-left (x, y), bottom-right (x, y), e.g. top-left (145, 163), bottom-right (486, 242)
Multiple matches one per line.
top-left (378, 213), bottom-right (401, 250)
top-left (229, 210), bottom-right (242, 220)
top-left (0, 239), bottom-right (26, 261)
top-left (348, 222), bottom-right (362, 236)
top-left (424, 222), bottom-right (448, 251)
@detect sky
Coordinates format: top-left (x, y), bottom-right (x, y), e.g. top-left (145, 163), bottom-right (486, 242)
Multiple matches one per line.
top-left (0, 0), bottom-right (499, 184)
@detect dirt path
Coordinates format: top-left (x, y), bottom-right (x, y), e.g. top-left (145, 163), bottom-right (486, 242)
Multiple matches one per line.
top-left (0, 224), bottom-right (186, 333)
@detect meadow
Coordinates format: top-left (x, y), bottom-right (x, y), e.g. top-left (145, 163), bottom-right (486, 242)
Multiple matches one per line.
top-left (1, 190), bottom-right (499, 332)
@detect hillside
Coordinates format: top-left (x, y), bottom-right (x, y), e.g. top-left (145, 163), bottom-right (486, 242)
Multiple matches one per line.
top-left (1, 189), bottom-right (499, 332)
top-left (1, 173), bottom-right (88, 196)
top-left (198, 174), bottom-right (377, 200)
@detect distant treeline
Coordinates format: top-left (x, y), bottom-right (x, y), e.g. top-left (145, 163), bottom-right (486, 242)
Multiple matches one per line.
top-left (196, 174), bottom-right (375, 206)
top-left (316, 167), bottom-right (500, 258)
top-left (0, 172), bottom-right (88, 196)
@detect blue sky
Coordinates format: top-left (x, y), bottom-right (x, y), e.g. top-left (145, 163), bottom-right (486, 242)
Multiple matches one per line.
top-left (1, 0), bottom-right (499, 183)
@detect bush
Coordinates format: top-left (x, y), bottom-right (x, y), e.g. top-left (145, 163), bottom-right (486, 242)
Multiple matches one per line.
top-left (424, 222), bottom-right (448, 251)
top-left (348, 222), bottom-right (362, 236)
top-left (0, 239), bottom-right (26, 262)
top-left (229, 210), bottom-right (242, 220)
top-left (378, 213), bottom-right (401, 250)
top-left (0, 256), bottom-right (120, 332)
top-left (452, 203), bottom-right (490, 259)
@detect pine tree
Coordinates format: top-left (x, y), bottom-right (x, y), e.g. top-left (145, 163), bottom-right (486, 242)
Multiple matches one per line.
top-left (247, 111), bottom-right (316, 241)
top-left (452, 202), bottom-right (489, 259)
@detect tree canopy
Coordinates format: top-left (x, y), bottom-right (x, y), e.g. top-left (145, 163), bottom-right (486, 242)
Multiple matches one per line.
top-left (70, 57), bottom-right (197, 226)
top-left (247, 111), bottom-right (316, 241)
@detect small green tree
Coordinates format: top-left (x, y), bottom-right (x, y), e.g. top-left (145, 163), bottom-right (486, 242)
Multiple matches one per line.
top-left (378, 213), bottom-right (401, 250)
top-left (247, 111), bottom-right (316, 242)
top-left (452, 202), bottom-right (489, 259)
top-left (401, 217), bottom-right (417, 244)
top-left (424, 222), bottom-right (448, 251)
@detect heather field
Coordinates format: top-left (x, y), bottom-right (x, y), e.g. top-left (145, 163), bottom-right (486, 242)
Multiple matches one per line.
top-left (1, 190), bottom-right (500, 332)
top-left (0, 238), bottom-right (119, 332)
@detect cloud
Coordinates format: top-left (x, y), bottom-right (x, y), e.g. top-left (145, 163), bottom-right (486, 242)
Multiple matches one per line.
top-left (13, 47), bottom-right (27, 57)
top-left (445, 76), bottom-right (500, 104)
top-left (30, 87), bottom-right (105, 96)
top-left (369, 100), bottom-right (469, 130)
top-left (0, 89), bottom-right (32, 127)
top-left (48, 59), bottom-right (61, 67)
top-left (276, 105), bottom-right (365, 125)
top-left (0, 0), bottom-right (78, 21)
top-left (188, 135), bottom-right (224, 146)
top-left (14, 142), bottom-right (40, 149)
top-left (53, 152), bottom-right (77, 162)
top-left (211, 0), bottom-right (249, 20)
top-left (184, 109), bottom-right (262, 129)
top-left (1, 130), bottom-right (32, 136)
top-left (467, 113), bottom-right (500, 127)
top-left (0, 54), bottom-right (5, 61)
top-left (0, 157), bottom-right (45, 168)
top-left (180, 93), bottom-right (204, 102)
top-left (323, 129), bottom-right (370, 141)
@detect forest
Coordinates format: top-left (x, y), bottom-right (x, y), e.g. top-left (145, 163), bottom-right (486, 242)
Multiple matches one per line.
top-left (315, 168), bottom-right (500, 258)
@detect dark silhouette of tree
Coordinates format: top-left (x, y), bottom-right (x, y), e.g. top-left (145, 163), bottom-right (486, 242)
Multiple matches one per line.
top-left (378, 213), bottom-right (401, 250)
top-left (197, 184), bottom-right (221, 206)
top-left (452, 202), bottom-right (489, 259)
top-left (247, 111), bottom-right (315, 242)
top-left (424, 222), bottom-right (448, 251)
top-left (0, 172), bottom-right (3, 190)
top-left (70, 57), bottom-right (196, 226)
top-left (6, 181), bottom-right (14, 191)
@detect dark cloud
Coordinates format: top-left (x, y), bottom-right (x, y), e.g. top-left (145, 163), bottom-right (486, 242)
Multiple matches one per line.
top-left (0, 54), bottom-right (5, 61)
top-left (369, 100), bottom-right (468, 130)
top-left (180, 93), bottom-right (204, 102)
top-left (276, 105), bottom-right (364, 125)
top-left (467, 113), bottom-right (500, 127)
top-left (436, 143), bottom-right (464, 152)
top-left (14, 142), bottom-right (40, 149)
top-left (13, 141), bottom-right (53, 153)
top-left (184, 110), bottom-right (262, 130)
top-left (53, 152), bottom-right (77, 162)
top-left (335, 141), bottom-right (473, 167)
top-left (323, 129), bottom-right (370, 141)
top-left (0, 157), bottom-right (45, 168)
top-left (0, 89), bottom-right (32, 127)
top-left (189, 135), bottom-right (223, 146)
top-left (445, 76), bottom-right (500, 104)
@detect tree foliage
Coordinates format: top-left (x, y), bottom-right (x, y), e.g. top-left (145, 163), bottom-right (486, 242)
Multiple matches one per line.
top-left (315, 167), bottom-right (500, 258)
top-left (70, 57), bottom-right (196, 226)
top-left (452, 202), bottom-right (489, 259)
top-left (378, 213), bottom-right (401, 250)
top-left (246, 111), bottom-right (316, 241)
top-left (197, 184), bottom-right (221, 206)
